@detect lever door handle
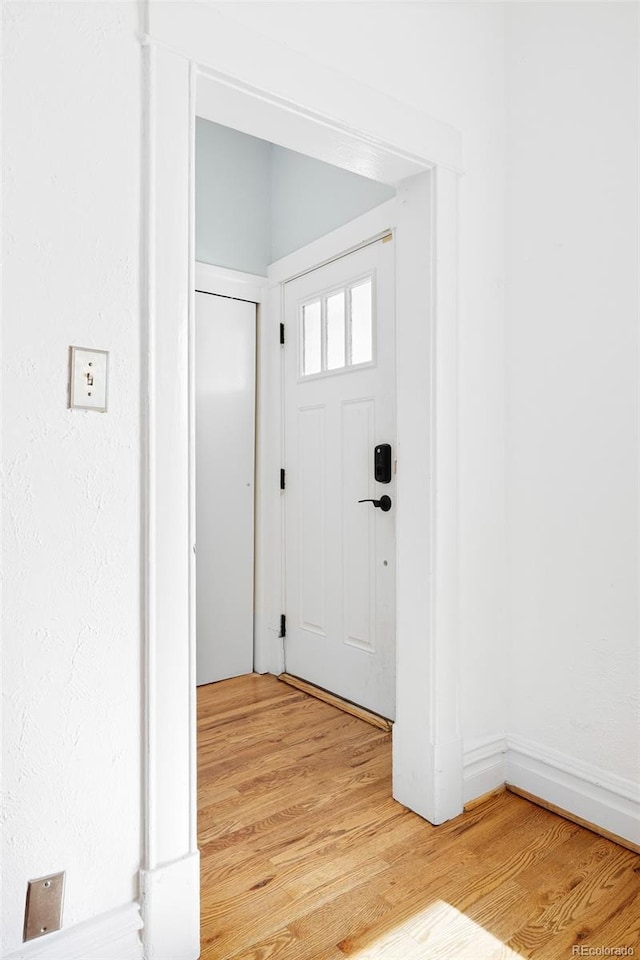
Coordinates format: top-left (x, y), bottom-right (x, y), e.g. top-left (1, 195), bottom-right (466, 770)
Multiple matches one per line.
top-left (358, 495), bottom-right (392, 512)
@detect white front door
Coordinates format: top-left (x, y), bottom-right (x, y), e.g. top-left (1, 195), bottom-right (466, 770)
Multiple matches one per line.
top-left (196, 291), bottom-right (256, 685)
top-left (283, 239), bottom-right (396, 719)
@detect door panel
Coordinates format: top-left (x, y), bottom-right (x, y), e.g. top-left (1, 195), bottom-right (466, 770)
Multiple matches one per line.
top-left (342, 398), bottom-right (375, 651)
top-left (196, 292), bottom-right (256, 685)
top-left (298, 404), bottom-right (326, 635)
top-left (284, 240), bottom-right (396, 719)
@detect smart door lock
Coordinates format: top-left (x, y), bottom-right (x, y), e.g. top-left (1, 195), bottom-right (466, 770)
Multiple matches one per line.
top-left (374, 444), bottom-right (392, 484)
top-left (358, 444), bottom-right (393, 512)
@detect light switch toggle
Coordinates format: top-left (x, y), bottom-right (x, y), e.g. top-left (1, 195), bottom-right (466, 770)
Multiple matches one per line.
top-left (69, 347), bottom-right (108, 412)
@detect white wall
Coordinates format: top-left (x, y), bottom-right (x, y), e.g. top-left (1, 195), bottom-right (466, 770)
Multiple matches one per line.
top-left (195, 119), bottom-right (395, 272)
top-left (2, 2), bottom-right (142, 954)
top-left (505, 3), bottom-right (639, 783)
top-left (211, 1), bottom-right (509, 751)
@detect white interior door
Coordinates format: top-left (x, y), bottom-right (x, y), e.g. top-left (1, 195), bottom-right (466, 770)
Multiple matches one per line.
top-left (284, 239), bottom-right (396, 719)
top-left (196, 291), bottom-right (256, 685)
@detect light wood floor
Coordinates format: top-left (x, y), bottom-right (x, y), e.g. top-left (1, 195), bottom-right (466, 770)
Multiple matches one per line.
top-left (198, 674), bottom-right (640, 960)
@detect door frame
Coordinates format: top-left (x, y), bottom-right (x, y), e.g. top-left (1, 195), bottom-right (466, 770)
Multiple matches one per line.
top-left (141, 7), bottom-right (463, 957)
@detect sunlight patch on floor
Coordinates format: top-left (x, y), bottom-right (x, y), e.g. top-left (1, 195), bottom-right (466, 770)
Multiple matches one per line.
top-left (348, 899), bottom-right (524, 960)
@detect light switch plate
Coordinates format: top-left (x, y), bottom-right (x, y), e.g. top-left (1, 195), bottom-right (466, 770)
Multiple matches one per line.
top-left (69, 346), bottom-right (108, 411)
top-left (23, 872), bottom-right (65, 942)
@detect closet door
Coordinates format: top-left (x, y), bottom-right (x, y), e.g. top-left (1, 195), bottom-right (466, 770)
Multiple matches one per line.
top-left (196, 292), bottom-right (256, 685)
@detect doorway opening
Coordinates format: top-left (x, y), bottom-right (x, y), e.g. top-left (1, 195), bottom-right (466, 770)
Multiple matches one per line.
top-left (194, 119), bottom-right (399, 718)
top-left (192, 132), bottom-right (404, 954)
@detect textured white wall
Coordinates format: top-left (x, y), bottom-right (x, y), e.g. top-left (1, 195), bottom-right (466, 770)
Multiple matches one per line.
top-left (211, 0), bottom-right (508, 747)
top-left (505, 2), bottom-right (639, 780)
top-left (1, 2), bottom-right (142, 953)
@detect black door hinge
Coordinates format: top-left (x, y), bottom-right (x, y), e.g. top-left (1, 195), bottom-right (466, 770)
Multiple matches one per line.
top-left (280, 468), bottom-right (286, 490)
top-left (280, 323), bottom-right (285, 345)
top-left (280, 614), bottom-right (286, 638)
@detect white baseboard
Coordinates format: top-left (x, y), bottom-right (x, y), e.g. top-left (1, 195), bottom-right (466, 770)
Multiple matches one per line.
top-left (463, 735), bottom-right (508, 803)
top-left (4, 902), bottom-right (142, 960)
top-left (507, 734), bottom-right (640, 847)
top-left (140, 851), bottom-right (200, 960)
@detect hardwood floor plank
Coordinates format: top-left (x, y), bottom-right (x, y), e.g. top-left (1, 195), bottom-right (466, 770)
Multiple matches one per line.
top-left (593, 884), bottom-right (640, 953)
top-left (198, 674), bottom-right (639, 960)
top-left (514, 826), bottom-right (600, 898)
top-left (200, 776), bottom-right (393, 870)
top-left (457, 879), bottom-right (536, 945)
top-left (509, 848), bottom-right (640, 957)
top-left (199, 710), bottom-right (387, 787)
top-left (199, 729), bottom-right (389, 812)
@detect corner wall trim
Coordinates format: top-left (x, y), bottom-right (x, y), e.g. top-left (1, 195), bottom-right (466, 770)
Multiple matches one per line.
top-left (3, 902), bottom-right (142, 960)
top-left (140, 851), bottom-right (200, 960)
top-left (463, 735), bottom-right (508, 804)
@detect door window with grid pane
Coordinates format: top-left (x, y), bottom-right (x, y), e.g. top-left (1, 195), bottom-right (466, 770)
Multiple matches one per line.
top-left (299, 276), bottom-right (374, 378)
